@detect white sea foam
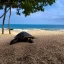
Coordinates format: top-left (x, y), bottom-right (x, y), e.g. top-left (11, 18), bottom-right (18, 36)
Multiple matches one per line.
top-left (13, 28), bottom-right (42, 31)
top-left (0, 28), bottom-right (8, 30)
top-left (59, 29), bottom-right (64, 31)
top-left (13, 29), bottom-right (29, 32)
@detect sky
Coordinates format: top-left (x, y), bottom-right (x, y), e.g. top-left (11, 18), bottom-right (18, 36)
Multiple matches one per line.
top-left (0, 0), bottom-right (64, 25)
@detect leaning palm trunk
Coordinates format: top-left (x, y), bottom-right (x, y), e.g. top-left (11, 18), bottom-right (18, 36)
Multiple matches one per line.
top-left (8, 6), bottom-right (11, 34)
top-left (2, 6), bottom-right (7, 34)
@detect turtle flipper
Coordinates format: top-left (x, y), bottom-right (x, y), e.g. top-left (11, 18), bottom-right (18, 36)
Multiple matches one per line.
top-left (10, 39), bottom-right (18, 45)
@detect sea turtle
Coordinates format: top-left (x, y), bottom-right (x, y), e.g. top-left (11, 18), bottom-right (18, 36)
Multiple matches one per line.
top-left (10, 32), bottom-right (34, 45)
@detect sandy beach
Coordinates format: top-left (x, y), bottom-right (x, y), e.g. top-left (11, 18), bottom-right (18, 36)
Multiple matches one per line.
top-left (0, 29), bottom-right (64, 64)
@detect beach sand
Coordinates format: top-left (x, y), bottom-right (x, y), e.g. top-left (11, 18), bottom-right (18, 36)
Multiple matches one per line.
top-left (0, 29), bottom-right (64, 64)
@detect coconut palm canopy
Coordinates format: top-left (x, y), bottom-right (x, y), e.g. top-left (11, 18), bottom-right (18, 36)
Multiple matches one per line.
top-left (0, 0), bottom-right (55, 16)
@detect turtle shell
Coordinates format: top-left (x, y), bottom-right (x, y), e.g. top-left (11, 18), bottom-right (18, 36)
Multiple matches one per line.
top-left (14, 31), bottom-right (34, 39)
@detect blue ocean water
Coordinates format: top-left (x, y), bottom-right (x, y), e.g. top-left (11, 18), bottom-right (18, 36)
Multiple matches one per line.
top-left (0, 24), bottom-right (64, 30)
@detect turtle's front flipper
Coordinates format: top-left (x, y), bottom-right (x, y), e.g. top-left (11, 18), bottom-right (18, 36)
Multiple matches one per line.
top-left (10, 39), bottom-right (18, 45)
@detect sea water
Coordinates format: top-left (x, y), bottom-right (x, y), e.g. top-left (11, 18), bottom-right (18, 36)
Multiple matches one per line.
top-left (0, 24), bottom-right (64, 31)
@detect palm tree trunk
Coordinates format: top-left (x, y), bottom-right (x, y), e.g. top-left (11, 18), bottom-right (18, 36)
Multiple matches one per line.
top-left (8, 6), bottom-right (11, 34)
top-left (2, 6), bottom-right (7, 34)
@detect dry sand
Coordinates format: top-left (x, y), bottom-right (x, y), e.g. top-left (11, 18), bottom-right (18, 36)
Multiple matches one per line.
top-left (0, 29), bottom-right (64, 64)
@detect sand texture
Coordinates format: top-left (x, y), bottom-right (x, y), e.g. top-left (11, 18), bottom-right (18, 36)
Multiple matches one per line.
top-left (0, 30), bottom-right (64, 64)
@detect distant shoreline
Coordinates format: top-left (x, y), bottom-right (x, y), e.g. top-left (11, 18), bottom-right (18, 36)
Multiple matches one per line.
top-left (0, 28), bottom-right (64, 31)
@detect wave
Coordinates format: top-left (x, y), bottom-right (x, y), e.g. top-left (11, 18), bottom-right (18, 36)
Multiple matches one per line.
top-left (0, 28), bottom-right (64, 31)
top-left (13, 28), bottom-right (41, 31)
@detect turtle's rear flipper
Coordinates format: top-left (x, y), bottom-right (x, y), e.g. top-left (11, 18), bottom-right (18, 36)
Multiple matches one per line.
top-left (28, 39), bottom-right (34, 43)
top-left (10, 39), bottom-right (18, 45)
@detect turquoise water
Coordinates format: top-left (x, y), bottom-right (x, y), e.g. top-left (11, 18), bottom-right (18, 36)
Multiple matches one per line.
top-left (0, 24), bottom-right (64, 30)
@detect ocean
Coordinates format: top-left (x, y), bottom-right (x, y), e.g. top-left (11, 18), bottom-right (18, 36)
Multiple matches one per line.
top-left (0, 24), bottom-right (64, 30)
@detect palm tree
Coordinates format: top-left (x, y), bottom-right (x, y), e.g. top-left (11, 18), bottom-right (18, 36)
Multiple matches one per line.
top-left (2, 5), bottom-right (7, 34)
top-left (8, 6), bottom-right (11, 34)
